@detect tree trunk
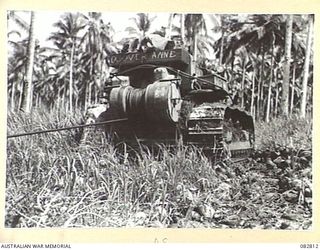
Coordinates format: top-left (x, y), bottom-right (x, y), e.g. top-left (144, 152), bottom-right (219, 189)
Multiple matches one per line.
top-left (69, 41), bottom-right (75, 113)
top-left (58, 84), bottom-right (63, 111)
top-left (75, 96), bottom-right (78, 110)
top-left (219, 31), bottom-right (225, 65)
top-left (218, 15), bottom-right (225, 65)
top-left (84, 80), bottom-right (88, 111)
top-left (92, 84), bottom-right (96, 104)
top-left (281, 14), bottom-right (293, 117)
top-left (257, 69), bottom-right (260, 120)
top-left (20, 11), bottom-right (36, 113)
top-left (190, 32), bottom-right (198, 75)
top-left (250, 68), bottom-right (255, 117)
top-left (18, 83), bottom-right (23, 110)
top-left (241, 62), bottom-right (246, 108)
top-left (180, 14), bottom-right (185, 45)
top-left (88, 82), bottom-right (92, 107)
top-left (275, 84), bottom-right (279, 117)
top-left (63, 80), bottom-right (66, 112)
top-left (266, 66), bottom-right (275, 123)
top-left (166, 13), bottom-right (173, 39)
top-left (270, 97), bottom-right (274, 119)
top-left (300, 15), bottom-right (313, 118)
top-left (265, 38), bottom-right (275, 123)
top-left (257, 48), bottom-right (265, 120)
top-left (10, 81), bottom-right (15, 112)
top-left (290, 63), bottom-right (296, 116)
top-left (95, 86), bottom-right (98, 103)
top-left (35, 93), bottom-right (38, 108)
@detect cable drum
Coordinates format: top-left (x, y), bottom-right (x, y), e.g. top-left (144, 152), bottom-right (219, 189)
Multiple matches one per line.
top-left (110, 86), bottom-right (146, 115)
top-left (109, 86), bottom-right (129, 116)
top-left (109, 80), bottom-right (182, 123)
top-left (145, 80), bottom-right (182, 123)
top-left (126, 87), bottom-right (146, 115)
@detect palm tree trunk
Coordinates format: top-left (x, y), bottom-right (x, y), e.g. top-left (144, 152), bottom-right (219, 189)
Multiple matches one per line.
top-left (219, 31), bottom-right (225, 65)
top-left (266, 65), bottom-right (275, 123)
top-left (166, 13), bottom-right (173, 39)
top-left (58, 83), bottom-right (63, 111)
top-left (69, 40), bottom-right (75, 113)
top-left (250, 68), bottom-right (255, 117)
top-left (75, 96), bottom-right (78, 110)
top-left (92, 84), bottom-right (96, 104)
top-left (290, 63), bottom-right (296, 116)
top-left (35, 92), bottom-right (38, 108)
top-left (282, 14), bottom-right (293, 117)
top-left (180, 14), bottom-right (185, 45)
top-left (265, 77), bottom-right (272, 122)
top-left (219, 16), bottom-right (225, 65)
top-left (275, 84), bottom-right (279, 117)
top-left (190, 33), bottom-right (198, 75)
top-left (84, 80), bottom-right (88, 111)
top-left (300, 15), bottom-right (313, 118)
top-left (20, 11), bottom-right (36, 113)
top-left (63, 80), bottom-right (67, 112)
top-left (257, 71), bottom-right (260, 120)
top-left (88, 82), bottom-right (92, 107)
top-left (271, 97), bottom-right (274, 119)
top-left (95, 88), bottom-right (98, 103)
top-left (241, 62), bottom-right (246, 108)
top-left (265, 40), bottom-right (275, 123)
top-left (10, 81), bottom-right (15, 112)
top-left (258, 48), bottom-right (265, 120)
top-left (18, 79), bottom-right (23, 110)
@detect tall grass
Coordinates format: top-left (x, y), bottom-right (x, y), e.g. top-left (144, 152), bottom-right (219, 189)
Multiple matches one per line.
top-left (6, 108), bottom-right (223, 227)
top-left (6, 109), bottom-right (312, 228)
top-left (255, 115), bottom-right (312, 150)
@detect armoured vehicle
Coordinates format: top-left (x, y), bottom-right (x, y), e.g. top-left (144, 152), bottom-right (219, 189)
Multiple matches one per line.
top-left (83, 43), bottom-right (254, 161)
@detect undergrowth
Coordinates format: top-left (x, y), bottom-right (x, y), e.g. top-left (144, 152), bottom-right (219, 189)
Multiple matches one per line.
top-left (255, 115), bottom-right (312, 150)
top-left (5, 109), bottom-right (312, 228)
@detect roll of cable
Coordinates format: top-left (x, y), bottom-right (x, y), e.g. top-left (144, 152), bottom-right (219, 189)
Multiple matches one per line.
top-left (126, 87), bottom-right (146, 115)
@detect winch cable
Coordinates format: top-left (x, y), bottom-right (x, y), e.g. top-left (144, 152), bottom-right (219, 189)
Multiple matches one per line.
top-left (7, 118), bottom-right (128, 139)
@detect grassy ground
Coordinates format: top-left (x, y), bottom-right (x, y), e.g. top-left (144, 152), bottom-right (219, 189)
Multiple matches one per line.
top-left (255, 116), bottom-right (312, 150)
top-left (5, 109), bottom-right (312, 228)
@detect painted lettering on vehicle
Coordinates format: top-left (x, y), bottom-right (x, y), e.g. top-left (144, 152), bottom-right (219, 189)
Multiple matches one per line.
top-left (110, 50), bottom-right (178, 65)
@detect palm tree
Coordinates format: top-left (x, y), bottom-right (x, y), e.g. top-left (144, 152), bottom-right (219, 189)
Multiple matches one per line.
top-left (265, 35), bottom-right (275, 122)
top-left (215, 15), bottom-right (292, 120)
top-left (79, 12), bottom-right (116, 109)
top-left (281, 14), bottom-right (293, 117)
top-left (20, 11), bottom-right (36, 113)
top-left (7, 11), bottom-right (34, 112)
top-left (48, 12), bottom-right (86, 113)
top-left (213, 14), bottom-right (312, 121)
top-left (7, 11), bottom-right (29, 35)
top-left (7, 11), bottom-right (56, 112)
top-left (124, 13), bottom-right (156, 51)
top-left (7, 39), bottom-right (28, 111)
top-left (184, 14), bottom-right (220, 74)
top-left (300, 14), bottom-right (313, 118)
top-left (30, 46), bottom-right (62, 109)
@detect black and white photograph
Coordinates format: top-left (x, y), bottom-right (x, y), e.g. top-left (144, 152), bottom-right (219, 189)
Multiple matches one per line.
top-left (6, 11), bottom-right (313, 230)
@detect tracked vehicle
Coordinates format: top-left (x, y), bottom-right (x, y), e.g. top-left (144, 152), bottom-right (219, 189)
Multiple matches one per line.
top-left (84, 45), bottom-right (254, 161)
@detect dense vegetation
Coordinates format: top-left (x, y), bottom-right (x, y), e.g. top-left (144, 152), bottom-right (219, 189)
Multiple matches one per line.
top-left (6, 12), bottom-right (313, 228)
top-left (7, 13), bottom-right (313, 119)
top-left (6, 109), bottom-right (312, 228)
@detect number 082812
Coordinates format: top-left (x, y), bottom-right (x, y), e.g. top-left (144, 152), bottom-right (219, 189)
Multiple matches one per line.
top-left (300, 244), bottom-right (319, 248)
